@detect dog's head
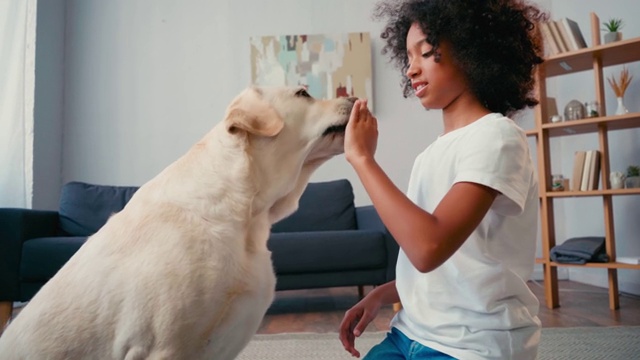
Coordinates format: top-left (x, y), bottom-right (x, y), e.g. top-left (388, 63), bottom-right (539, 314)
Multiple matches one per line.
top-left (221, 85), bottom-right (355, 218)
top-left (223, 85), bottom-right (355, 173)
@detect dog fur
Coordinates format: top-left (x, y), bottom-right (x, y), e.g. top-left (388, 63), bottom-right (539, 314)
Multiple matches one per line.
top-left (0, 86), bottom-right (355, 359)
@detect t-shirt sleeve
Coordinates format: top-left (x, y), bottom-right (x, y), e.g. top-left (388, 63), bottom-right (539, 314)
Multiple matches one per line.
top-left (454, 119), bottom-right (533, 216)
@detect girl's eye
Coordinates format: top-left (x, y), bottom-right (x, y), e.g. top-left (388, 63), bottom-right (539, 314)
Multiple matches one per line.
top-left (422, 49), bottom-right (436, 58)
top-left (295, 89), bottom-right (312, 98)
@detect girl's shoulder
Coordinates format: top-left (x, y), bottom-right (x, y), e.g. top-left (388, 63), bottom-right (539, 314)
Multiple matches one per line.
top-left (469, 113), bottom-right (527, 141)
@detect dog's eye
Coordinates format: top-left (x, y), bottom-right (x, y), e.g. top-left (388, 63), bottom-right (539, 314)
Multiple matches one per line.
top-left (295, 89), bottom-right (312, 98)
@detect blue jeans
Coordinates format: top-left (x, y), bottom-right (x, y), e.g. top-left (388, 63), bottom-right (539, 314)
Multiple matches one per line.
top-left (364, 328), bottom-right (456, 360)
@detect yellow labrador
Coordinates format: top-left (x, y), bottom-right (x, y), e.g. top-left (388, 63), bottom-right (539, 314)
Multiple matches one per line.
top-left (0, 86), bottom-right (355, 359)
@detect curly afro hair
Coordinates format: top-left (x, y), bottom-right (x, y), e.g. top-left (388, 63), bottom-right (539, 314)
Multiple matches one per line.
top-left (373, 0), bottom-right (547, 117)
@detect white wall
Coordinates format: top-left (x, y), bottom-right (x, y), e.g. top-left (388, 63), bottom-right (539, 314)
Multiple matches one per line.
top-left (58, 0), bottom-right (438, 208)
top-left (33, 0), bottom-right (638, 294)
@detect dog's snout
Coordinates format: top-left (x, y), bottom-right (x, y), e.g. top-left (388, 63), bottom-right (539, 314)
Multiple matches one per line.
top-left (346, 97), bottom-right (358, 104)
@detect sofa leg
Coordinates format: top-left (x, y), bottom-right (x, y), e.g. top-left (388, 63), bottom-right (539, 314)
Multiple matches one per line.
top-left (0, 301), bottom-right (13, 334)
top-left (357, 285), bottom-right (365, 300)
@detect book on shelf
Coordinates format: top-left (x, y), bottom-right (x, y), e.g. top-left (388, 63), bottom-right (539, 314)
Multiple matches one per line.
top-left (560, 17), bottom-right (588, 50)
top-left (616, 256), bottom-right (640, 265)
top-left (556, 19), bottom-right (578, 52)
top-left (574, 150), bottom-right (600, 191)
top-left (548, 20), bottom-right (569, 53)
top-left (580, 150), bottom-right (593, 191)
top-left (571, 150), bottom-right (587, 191)
top-left (586, 150), bottom-right (601, 190)
top-left (546, 97), bottom-right (559, 118)
top-left (540, 21), bottom-right (560, 55)
top-left (541, 18), bottom-right (588, 55)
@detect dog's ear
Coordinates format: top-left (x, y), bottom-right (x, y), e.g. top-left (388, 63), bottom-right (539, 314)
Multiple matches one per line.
top-left (224, 88), bottom-right (284, 137)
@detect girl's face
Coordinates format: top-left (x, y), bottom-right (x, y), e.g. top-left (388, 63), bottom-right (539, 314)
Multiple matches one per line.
top-left (405, 23), bottom-right (469, 111)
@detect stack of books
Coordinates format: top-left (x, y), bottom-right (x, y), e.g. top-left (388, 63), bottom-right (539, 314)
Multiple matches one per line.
top-left (571, 150), bottom-right (601, 191)
top-left (540, 18), bottom-right (588, 56)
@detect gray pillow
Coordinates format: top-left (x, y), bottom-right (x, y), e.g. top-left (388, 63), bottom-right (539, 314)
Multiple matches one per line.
top-left (58, 182), bottom-right (139, 236)
top-left (271, 179), bottom-right (357, 233)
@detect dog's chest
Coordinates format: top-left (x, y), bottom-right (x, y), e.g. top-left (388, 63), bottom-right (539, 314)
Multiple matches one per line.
top-left (244, 250), bottom-right (277, 307)
top-left (200, 251), bottom-right (276, 359)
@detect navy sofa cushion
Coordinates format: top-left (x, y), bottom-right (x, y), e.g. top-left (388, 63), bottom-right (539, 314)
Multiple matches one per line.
top-left (271, 179), bottom-right (356, 233)
top-left (20, 236), bottom-right (87, 280)
top-left (59, 182), bottom-right (139, 236)
top-left (268, 230), bottom-right (387, 274)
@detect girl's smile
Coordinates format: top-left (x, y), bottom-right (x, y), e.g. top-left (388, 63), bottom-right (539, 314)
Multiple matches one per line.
top-left (412, 81), bottom-right (428, 97)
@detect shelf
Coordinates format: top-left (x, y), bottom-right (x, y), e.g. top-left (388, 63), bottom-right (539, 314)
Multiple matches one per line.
top-left (543, 36), bottom-right (640, 77)
top-left (538, 258), bottom-right (640, 269)
top-left (541, 112), bottom-right (640, 137)
top-left (545, 188), bottom-right (640, 197)
top-left (534, 13), bottom-right (638, 310)
top-left (549, 261), bottom-right (640, 270)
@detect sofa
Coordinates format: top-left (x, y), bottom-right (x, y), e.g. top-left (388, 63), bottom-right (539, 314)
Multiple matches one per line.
top-left (0, 178), bottom-right (398, 324)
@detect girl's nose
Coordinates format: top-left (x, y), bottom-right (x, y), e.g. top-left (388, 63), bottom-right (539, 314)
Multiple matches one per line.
top-left (406, 59), bottom-right (420, 78)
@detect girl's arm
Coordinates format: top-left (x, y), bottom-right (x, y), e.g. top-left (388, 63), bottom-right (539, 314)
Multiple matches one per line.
top-left (353, 158), bottom-right (496, 273)
top-left (346, 100), bottom-right (497, 273)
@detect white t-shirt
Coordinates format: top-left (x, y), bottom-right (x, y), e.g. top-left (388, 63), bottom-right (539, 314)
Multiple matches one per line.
top-left (390, 113), bottom-right (541, 360)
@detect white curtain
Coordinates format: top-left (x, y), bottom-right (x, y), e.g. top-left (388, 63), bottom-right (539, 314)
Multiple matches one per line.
top-left (0, 0), bottom-right (37, 208)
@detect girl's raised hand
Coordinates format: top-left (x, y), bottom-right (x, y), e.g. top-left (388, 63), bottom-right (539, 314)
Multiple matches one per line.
top-left (345, 99), bottom-right (378, 166)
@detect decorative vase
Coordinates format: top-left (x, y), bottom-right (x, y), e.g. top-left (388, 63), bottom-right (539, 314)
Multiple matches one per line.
top-left (625, 176), bottom-right (640, 189)
top-left (564, 99), bottom-right (585, 120)
top-left (604, 32), bottom-right (622, 44)
top-left (615, 97), bottom-right (629, 115)
top-left (610, 172), bottom-right (626, 189)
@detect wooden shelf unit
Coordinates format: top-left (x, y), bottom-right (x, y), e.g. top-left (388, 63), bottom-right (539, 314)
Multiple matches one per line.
top-left (535, 257), bottom-right (640, 270)
top-left (533, 13), bottom-right (640, 310)
top-left (543, 37), bottom-right (640, 78)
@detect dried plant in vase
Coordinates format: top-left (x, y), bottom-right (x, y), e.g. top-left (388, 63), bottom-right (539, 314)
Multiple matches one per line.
top-left (607, 66), bottom-right (633, 115)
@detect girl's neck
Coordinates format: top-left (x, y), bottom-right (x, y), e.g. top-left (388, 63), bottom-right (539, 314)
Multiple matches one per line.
top-left (441, 91), bottom-right (491, 134)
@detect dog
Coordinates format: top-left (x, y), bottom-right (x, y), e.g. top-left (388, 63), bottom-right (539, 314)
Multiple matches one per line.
top-left (0, 86), bottom-right (355, 359)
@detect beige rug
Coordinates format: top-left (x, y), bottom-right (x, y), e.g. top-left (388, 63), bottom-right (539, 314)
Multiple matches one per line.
top-left (238, 326), bottom-right (640, 359)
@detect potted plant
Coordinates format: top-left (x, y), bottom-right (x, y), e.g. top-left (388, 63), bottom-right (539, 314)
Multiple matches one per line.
top-left (602, 18), bottom-right (624, 43)
top-left (625, 165), bottom-right (640, 188)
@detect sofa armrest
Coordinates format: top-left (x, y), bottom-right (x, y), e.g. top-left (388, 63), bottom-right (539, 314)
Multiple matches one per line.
top-left (355, 205), bottom-right (385, 231)
top-left (356, 205), bottom-right (399, 282)
top-left (0, 208), bottom-right (59, 300)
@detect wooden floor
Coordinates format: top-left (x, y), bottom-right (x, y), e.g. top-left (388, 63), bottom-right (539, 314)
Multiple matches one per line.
top-left (258, 280), bottom-right (640, 334)
top-left (9, 280), bottom-right (640, 335)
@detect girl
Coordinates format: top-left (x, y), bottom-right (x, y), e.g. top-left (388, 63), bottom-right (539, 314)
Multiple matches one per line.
top-left (339, 0), bottom-right (547, 359)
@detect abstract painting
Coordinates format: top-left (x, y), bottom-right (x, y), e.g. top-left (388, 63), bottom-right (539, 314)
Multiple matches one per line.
top-left (250, 32), bottom-right (373, 109)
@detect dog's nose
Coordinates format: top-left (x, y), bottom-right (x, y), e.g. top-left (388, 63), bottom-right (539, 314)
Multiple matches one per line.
top-left (346, 97), bottom-right (358, 104)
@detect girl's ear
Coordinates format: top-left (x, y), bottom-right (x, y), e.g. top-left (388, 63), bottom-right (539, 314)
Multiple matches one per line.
top-left (224, 87), bottom-right (284, 137)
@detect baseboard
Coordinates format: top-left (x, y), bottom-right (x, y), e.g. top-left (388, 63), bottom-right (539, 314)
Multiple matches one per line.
top-left (530, 264), bottom-right (569, 281)
top-left (531, 265), bottom-right (640, 296)
top-left (569, 269), bottom-right (640, 296)
top-left (621, 282), bottom-right (640, 297)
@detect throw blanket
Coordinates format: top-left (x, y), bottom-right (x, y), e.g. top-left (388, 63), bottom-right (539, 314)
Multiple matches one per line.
top-left (550, 237), bottom-right (609, 264)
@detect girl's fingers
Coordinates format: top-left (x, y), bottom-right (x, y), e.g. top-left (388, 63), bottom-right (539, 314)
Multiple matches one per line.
top-left (359, 100), bottom-right (369, 120)
top-left (339, 325), bottom-right (357, 356)
top-left (349, 100), bottom-right (363, 123)
top-left (353, 312), bottom-right (372, 337)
